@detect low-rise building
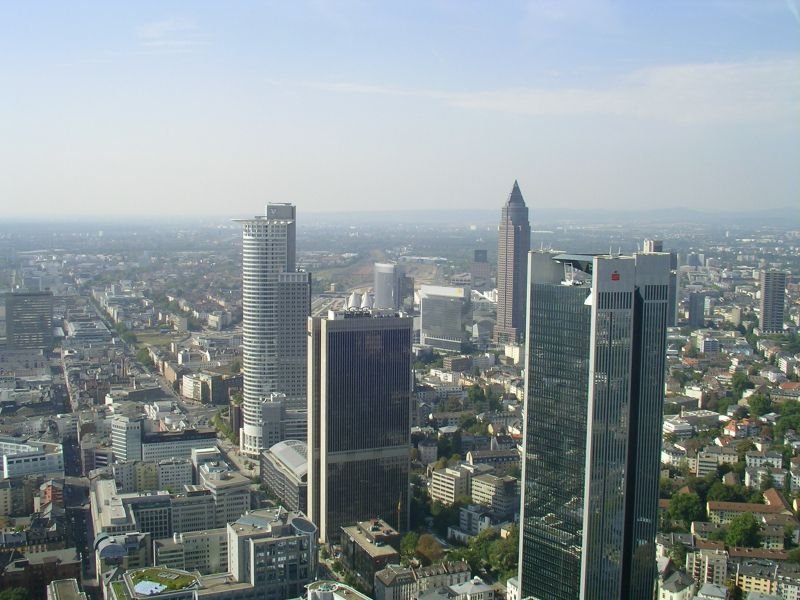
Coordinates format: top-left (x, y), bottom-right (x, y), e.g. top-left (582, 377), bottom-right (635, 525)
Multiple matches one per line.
top-left (340, 519), bottom-right (400, 594)
top-left (259, 440), bottom-right (307, 514)
top-left (153, 528), bottom-right (228, 575)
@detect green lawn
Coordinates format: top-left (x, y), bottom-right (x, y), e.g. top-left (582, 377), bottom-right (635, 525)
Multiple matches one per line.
top-left (129, 568), bottom-right (197, 591)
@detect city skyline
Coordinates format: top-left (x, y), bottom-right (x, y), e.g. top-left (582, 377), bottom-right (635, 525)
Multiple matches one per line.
top-left (1, 1), bottom-right (798, 217)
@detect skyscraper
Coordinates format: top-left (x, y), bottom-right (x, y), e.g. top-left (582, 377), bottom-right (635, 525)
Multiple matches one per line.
top-left (307, 309), bottom-right (412, 544)
top-left (518, 251), bottom-right (670, 600)
top-left (237, 204), bottom-right (311, 456)
top-left (374, 263), bottom-right (401, 311)
top-left (494, 181), bottom-right (530, 345)
top-left (687, 292), bottom-right (707, 328)
top-left (4, 290), bottom-right (53, 350)
top-left (419, 285), bottom-right (471, 352)
top-left (643, 240), bottom-right (678, 327)
top-left (760, 270), bottom-right (787, 333)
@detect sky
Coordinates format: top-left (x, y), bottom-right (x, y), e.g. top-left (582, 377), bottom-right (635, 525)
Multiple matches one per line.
top-left (0, 1), bottom-right (798, 218)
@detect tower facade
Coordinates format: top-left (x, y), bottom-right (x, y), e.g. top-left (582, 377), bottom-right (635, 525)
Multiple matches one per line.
top-left (374, 263), bottom-right (401, 311)
top-left (237, 204), bottom-right (310, 456)
top-left (760, 270), bottom-right (786, 333)
top-left (419, 285), bottom-right (471, 352)
top-left (518, 251), bottom-right (669, 600)
top-left (494, 181), bottom-right (530, 345)
top-left (5, 290), bottom-right (53, 350)
top-left (307, 309), bottom-right (412, 544)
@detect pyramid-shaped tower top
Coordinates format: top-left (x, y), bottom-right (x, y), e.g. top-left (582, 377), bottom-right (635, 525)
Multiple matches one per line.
top-left (506, 180), bottom-right (525, 206)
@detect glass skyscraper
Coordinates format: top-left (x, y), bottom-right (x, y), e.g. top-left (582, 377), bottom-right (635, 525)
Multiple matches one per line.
top-left (307, 309), bottom-right (412, 544)
top-left (518, 251), bottom-right (670, 600)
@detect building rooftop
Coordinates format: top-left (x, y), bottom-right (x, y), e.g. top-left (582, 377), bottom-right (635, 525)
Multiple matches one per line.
top-left (307, 581), bottom-right (371, 600)
top-left (266, 439), bottom-right (308, 479)
top-left (47, 579), bottom-right (88, 600)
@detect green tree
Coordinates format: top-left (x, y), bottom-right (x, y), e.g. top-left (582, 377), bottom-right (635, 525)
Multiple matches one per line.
top-left (748, 393), bottom-right (772, 417)
top-left (667, 493), bottom-right (704, 530)
top-left (725, 512), bottom-right (762, 548)
top-left (400, 532), bottom-right (420, 564)
top-left (669, 544), bottom-right (687, 570)
top-left (732, 372), bottom-right (754, 399)
top-left (0, 590), bottom-right (29, 600)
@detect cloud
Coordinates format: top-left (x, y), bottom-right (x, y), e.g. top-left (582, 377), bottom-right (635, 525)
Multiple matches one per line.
top-left (136, 18), bottom-right (207, 50)
top-left (305, 58), bottom-right (800, 124)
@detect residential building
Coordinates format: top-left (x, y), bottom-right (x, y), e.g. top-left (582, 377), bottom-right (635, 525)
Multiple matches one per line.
top-left (374, 562), bottom-right (471, 600)
top-left (340, 519), bottom-right (400, 594)
top-left (237, 203), bottom-right (311, 456)
top-left (658, 571), bottom-right (695, 600)
top-left (760, 271), bottom-right (787, 333)
top-left (308, 309), bottom-right (412, 543)
top-left (1, 548), bottom-right (81, 599)
top-left (518, 251), bottom-right (671, 600)
top-left (494, 180), bottom-right (530, 344)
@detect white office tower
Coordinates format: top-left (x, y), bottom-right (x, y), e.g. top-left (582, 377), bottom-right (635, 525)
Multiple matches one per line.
top-left (111, 415), bottom-right (142, 463)
top-left (374, 263), bottom-right (400, 310)
top-left (237, 204), bottom-right (311, 456)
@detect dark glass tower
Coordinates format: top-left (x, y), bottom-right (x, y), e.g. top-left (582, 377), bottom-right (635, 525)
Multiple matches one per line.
top-left (5, 290), bottom-right (53, 350)
top-left (494, 181), bottom-right (531, 345)
top-left (307, 309), bottom-right (412, 543)
top-left (518, 251), bottom-right (670, 600)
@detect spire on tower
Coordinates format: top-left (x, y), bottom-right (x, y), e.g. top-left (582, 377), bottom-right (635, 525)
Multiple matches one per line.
top-left (507, 180), bottom-right (525, 206)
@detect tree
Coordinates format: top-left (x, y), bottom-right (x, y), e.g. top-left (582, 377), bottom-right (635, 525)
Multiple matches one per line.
top-left (667, 493), bottom-right (704, 530)
top-left (669, 543), bottom-right (687, 570)
top-left (0, 590), bottom-right (29, 600)
top-left (400, 532), bottom-right (419, 564)
top-left (726, 512), bottom-right (762, 548)
top-left (416, 533), bottom-right (444, 565)
top-left (732, 372), bottom-right (754, 399)
top-left (748, 393), bottom-right (772, 417)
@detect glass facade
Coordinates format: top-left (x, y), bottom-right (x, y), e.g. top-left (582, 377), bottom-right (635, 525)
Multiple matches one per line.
top-left (309, 312), bottom-right (412, 543)
top-left (520, 283), bottom-right (591, 600)
top-left (519, 252), bottom-right (669, 600)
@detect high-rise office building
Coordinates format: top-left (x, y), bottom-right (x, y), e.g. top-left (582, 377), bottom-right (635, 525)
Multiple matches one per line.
top-left (518, 251), bottom-right (670, 600)
top-left (111, 415), bottom-right (143, 463)
top-left (5, 290), bottom-right (53, 350)
top-left (687, 292), bottom-right (706, 328)
top-left (374, 263), bottom-right (401, 311)
top-left (308, 309), bottom-right (412, 544)
top-left (471, 249), bottom-right (491, 285)
top-left (374, 262), bottom-right (414, 312)
top-left (494, 181), bottom-right (530, 345)
top-left (236, 204), bottom-right (311, 456)
top-left (643, 240), bottom-right (678, 327)
top-left (419, 285), bottom-right (471, 352)
top-left (760, 270), bottom-right (787, 333)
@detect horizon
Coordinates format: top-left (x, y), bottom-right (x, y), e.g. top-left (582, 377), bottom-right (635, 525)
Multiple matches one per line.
top-left (1, 1), bottom-right (798, 218)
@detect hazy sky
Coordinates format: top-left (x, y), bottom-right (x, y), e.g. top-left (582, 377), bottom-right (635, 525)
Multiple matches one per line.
top-left (1, 1), bottom-right (798, 218)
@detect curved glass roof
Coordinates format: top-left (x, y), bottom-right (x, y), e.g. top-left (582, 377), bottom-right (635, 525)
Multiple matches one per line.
top-left (268, 439), bottom-right (308, 478)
